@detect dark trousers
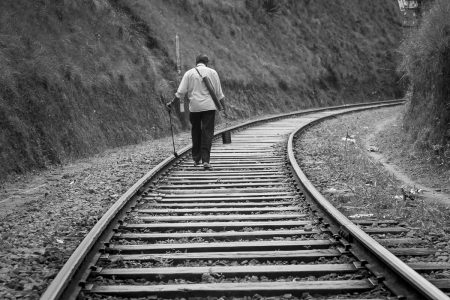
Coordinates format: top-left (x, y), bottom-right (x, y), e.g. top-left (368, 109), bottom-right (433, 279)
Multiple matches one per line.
top-left (189, 110), bottom-right (216, 163)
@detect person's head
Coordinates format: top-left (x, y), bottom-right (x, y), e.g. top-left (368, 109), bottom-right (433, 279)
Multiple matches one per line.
top-left (196, 54), bottom-right (209, 66)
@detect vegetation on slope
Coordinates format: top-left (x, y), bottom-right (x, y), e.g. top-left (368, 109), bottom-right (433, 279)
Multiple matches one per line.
top-left (399, 0), bottom-right (450, 157)
top-left (0, 0), bottom-right (171, 175)
top-left (0, 0), bottom-right (403, 180)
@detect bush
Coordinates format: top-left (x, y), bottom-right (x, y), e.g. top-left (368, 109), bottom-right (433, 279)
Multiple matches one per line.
top-left (399, 0), bottom-right (450, 150)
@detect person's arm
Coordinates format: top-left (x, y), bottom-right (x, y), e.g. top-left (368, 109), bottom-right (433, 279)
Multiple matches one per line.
top-left (212, 71), bottom-right (226, 111)
top-left (175, 72), bottom-right (189, 106)
top-left (167, 73), bottom-right (188, 109)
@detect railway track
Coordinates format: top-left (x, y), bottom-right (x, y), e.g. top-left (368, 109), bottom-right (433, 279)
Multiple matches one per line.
top-left (41, 101), bottom-right (450, 300)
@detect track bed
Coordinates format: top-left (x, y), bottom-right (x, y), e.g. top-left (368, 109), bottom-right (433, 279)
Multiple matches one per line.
top-left (41, 102), bottom-right (449, 300)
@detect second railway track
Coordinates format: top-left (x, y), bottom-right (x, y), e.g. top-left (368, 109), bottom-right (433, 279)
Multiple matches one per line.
top-left (41, 101), bottom-right (450, 300)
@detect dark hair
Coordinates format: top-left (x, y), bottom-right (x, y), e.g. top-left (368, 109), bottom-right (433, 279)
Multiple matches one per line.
top-left (196, 54), bottom-right (209, 65)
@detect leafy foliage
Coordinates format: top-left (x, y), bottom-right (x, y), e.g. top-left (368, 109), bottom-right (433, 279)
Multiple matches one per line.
top-left (399, 0), bottom-right (450, 152)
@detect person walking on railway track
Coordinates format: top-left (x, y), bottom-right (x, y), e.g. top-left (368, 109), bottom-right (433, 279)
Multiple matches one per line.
top-left (167, 54), bottom-right (226, 170)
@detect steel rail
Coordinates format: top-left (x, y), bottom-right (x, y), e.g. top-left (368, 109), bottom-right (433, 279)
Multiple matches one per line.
top-left (286, 107), bottom-right (450, 300)
top-left (40, 99), bottom-right (405, 300)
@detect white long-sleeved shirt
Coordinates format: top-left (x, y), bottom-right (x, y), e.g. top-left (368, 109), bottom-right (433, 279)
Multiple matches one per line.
top-left (175, 63), bottom-right (225, 112)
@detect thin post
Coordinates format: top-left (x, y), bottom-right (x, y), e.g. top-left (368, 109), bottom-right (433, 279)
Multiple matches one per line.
top-left (168, 109), bottom-right (178, 157)
top-left (176, 33), bottom-right (181, 76)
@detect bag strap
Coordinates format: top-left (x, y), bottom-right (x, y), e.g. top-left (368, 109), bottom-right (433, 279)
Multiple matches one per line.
top-left (194, 67), bottom-right (224, 112)
top-left (195, 67), bottom-right (202, 78)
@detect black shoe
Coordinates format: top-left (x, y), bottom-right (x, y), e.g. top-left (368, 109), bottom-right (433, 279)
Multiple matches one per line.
top-left (203, 162), bottom-right (212, 170)
top-left (194, 161), bottom-right (201, 167)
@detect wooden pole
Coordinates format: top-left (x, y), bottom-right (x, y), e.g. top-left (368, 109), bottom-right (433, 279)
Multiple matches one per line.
top-left (176, 33), bottom-right (181, 76)
top-left (175, 34), bottom-right (187, 127)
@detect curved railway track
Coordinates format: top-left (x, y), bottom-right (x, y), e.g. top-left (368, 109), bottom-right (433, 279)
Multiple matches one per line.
top-left (41, 101), bottom-right (450, 300)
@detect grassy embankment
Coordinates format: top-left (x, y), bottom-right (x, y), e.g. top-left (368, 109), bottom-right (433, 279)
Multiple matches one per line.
top-left (399, 0), bottom-right (450, 162)
top-left (0, 0), bottom-right (403, 181)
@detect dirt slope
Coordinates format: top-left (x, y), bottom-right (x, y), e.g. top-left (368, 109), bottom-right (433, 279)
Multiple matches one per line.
top-left (0, 0), bottom-right (403, 181)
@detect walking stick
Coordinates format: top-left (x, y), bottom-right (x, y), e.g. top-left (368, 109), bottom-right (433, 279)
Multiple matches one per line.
top-left (160, 93), bottom-right (179, 158)
top-left (167, 105), bottom-right (178, 158)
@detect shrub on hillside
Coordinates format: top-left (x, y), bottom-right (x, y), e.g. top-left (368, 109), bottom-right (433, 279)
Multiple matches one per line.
top-left (399, 0), bottom-right (450, 156)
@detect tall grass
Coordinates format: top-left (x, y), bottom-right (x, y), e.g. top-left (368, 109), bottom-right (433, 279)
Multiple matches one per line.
top-left (399, 0), bottom-right (450, 155)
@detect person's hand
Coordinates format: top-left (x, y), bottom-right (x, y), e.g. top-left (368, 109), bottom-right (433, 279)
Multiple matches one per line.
top-left (220, 104), bottom-right (228, 118)
top-left (166, 97), bottom-right (179, 111)
top-left (219, 109), bottom-right (227, 119)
